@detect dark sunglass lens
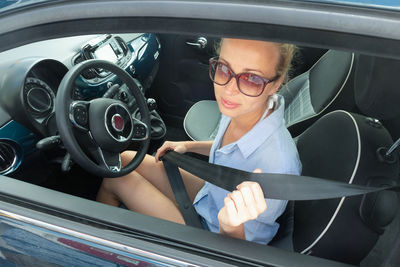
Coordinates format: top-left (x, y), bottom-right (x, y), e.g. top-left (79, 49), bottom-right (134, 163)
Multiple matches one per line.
top-left (211, 61), bottom-right (231, 85)
top-left (238, 73), bottom-right (265, 96)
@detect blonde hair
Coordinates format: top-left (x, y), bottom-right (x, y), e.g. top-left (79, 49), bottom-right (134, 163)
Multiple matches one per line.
top-left (276, 43), bottom-right (297, 81)
top-left (214, 39), bottom-right (297, 82)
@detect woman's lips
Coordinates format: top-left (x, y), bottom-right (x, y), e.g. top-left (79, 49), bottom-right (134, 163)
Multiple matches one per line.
top-left (221, 97), bottom-right (240, 109)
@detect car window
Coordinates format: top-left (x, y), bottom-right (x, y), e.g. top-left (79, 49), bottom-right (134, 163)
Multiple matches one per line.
top-left (0, 1), bottom-right (399, 266)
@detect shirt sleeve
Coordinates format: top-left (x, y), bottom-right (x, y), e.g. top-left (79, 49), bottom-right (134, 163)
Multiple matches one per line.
top-left (243, 199), bottom-right (288, 245)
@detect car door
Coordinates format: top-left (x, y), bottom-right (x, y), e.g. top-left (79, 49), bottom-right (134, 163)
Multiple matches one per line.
top-left (148, 34), bottom-right (219, 125)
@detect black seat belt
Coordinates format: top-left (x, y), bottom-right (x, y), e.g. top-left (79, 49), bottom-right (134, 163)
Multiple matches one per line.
top-left (162, 151), bottom-right (399, 200)
top-left (161, 151), bottom-right (399, 226)
top-left (163, 160), bottom-right (203, 229)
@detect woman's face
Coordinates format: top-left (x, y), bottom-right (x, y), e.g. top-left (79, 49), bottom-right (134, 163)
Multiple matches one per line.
top-left (214, 38), bottom-right (283, 121)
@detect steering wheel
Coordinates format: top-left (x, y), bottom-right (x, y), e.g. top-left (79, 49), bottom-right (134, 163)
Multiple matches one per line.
top-left (55, 59), bottom-right (150, 178)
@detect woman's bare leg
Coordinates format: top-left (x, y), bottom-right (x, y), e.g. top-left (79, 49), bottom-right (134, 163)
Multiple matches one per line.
top-left (97, 170), bottom-right (186, 224)
top-left (96, 150), bottom-right (205, 223)
top-left (126, 151), bottom-right (205, 203)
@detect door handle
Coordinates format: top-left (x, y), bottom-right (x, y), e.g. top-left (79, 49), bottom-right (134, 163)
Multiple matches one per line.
top-left (186, 37), bottom-right (207, 49)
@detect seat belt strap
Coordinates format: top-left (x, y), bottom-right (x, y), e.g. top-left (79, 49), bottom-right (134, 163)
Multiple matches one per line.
top-left (163, 161), bottom-right (203, 229)
top-left (162, 151), bottom-right (399, 201)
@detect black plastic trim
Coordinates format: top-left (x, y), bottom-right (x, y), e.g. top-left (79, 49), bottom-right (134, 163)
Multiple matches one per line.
top-left (0, 1), bottom-right (399, 58)
top-left (0, 16), bottom-right (399, 60)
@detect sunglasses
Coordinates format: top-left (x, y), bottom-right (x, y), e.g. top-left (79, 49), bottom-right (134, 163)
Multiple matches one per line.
top-left (209, 57), bottom-right (279, 97)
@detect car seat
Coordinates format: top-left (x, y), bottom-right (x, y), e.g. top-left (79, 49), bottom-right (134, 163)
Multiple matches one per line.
top-left (292, 110), bottom-right (399, 264)
top-left (272, 53), bottom-right (400, 265)
top-left (183, 49), bottom-right (354, 140)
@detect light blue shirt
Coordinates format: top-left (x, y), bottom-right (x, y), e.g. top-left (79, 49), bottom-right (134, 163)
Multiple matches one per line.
top-left (193, 95), bottom-right (302, 245)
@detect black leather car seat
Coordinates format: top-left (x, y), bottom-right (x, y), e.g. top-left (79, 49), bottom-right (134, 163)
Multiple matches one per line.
top-left (292, 110), bottom-right (399, 264)
top-left (284, 53), bottom-right (400, 264)
top-left (183, 49), bottom-right (354, 140)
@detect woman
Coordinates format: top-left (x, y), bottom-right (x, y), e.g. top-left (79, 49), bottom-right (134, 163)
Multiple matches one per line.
top-left (97, 38), bottom-right (302, 245)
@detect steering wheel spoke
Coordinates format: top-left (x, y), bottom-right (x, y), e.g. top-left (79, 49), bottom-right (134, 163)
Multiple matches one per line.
top-left (84, 132), bottom-right (122, 172)
top-left (96, 147), bottom-right (122, 173)
top-left (132, 116), bottom-right (150, 141)
top-left (69, 100), bottom-right (90, 131)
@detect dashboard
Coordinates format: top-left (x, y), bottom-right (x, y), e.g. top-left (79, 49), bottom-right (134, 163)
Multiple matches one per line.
top-left (0, 33), bottom-right (161, 176)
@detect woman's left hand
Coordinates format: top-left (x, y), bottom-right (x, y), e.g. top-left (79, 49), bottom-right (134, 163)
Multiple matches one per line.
top-left (217, 169), bottom-right (267, 237)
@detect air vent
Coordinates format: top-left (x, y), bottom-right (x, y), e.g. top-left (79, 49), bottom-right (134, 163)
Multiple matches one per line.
top-left (0, 141), bottom-right (17, 174)
top-left (73, 54), bottom-right (84, 65)
top-left (73, 54), bottom-right (97, 79)
top-left (115, 36), bottom-right (129, 55)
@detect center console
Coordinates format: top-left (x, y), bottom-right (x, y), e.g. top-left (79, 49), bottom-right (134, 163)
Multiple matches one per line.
top-left (74, 33), bottom-right (166, 141)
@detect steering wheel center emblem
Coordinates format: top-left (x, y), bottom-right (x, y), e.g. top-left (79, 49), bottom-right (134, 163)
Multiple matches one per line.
top-left (111, 114), bottom-right (124, 132)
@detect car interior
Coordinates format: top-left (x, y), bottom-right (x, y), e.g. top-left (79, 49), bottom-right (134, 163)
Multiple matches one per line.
top-left (184, 48), bottom-right (354, 140)
top-left (0, 28), bottom-right (399, 266)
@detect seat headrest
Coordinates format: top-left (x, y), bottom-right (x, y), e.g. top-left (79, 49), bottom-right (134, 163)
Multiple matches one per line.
top-left (354, 54), bottom-right (400, 120)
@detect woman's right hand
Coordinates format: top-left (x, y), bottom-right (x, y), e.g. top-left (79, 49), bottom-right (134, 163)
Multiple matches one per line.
top-left (155, 141), bottom-right (188, 162)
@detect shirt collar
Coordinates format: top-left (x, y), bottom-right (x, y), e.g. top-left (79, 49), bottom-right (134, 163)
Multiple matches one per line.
top-left (235, 94), bottom-right (285, 158)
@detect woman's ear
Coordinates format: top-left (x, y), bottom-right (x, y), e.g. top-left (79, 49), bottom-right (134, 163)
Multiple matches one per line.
top-left (269, 75), bottom-right (285, 95)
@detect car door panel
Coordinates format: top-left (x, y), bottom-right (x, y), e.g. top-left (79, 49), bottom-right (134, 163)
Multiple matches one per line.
top-left (149, 34), bottom-right (218, 123)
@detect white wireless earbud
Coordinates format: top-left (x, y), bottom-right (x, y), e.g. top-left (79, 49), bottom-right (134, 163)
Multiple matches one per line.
top-left (266, 94), bottom-right (278, 111)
